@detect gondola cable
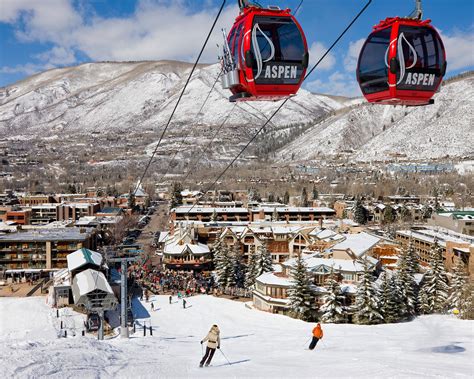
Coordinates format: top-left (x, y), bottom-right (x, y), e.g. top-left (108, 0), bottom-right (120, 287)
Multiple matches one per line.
top-left (181, 103), bottom-right (238, 183)
top-left (133, 0), bottom-right (227, 195)
top-left (182, 0), bottom-right (373, 216)
top-left (156, 68), bottom-right (224, 184)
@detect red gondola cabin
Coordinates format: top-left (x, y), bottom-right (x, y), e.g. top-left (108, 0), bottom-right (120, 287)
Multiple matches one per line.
top-left (221, 5), bottom-right (308, 102)
top-left (357, 17), bottom-right (447, 106)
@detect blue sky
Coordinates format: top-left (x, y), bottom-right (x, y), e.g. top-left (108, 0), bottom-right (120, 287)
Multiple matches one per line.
top-left (0, 0), bottom-right (473, 96)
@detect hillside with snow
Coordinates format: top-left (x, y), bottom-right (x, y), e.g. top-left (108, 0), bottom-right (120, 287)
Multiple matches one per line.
top-left (1, 295), bottom-right (473, 378)
top-left (0, 62), bottom-right (472, 164)
top-left (276, 75), bottom-right (474, 162)
top-left (0, 61), bottom-right (342, 163)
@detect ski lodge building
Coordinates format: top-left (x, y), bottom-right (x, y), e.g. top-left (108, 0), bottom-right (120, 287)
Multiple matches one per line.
top-left (0, 227), bottom-right (97, 270)
top-left (252, 232), bottom-right (382, 315)
top-left (396, 227), bottom-right (474, 276)
top-left (161, 227), bottom-right (212, 271)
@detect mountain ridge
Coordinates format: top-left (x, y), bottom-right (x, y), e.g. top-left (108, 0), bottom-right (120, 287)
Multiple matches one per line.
top-left (0, 61), bottom-right (472, 165)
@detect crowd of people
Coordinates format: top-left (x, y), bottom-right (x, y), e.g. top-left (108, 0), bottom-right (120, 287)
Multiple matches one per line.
top-left (127, 264), bottom-right (252, 299)
top-left (128, 265), bottom-right (214, 296)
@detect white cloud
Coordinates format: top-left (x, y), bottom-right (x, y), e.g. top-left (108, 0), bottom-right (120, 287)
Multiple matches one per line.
top-left (305, 71), bottom-right (361, 97)
top-left (0, 0), bottom-right (238, 65)
top-left (343, 38), bottom-right (365, 73)
top-left (1, 0), bottom-right (81, 43)
top-left (35, 46), bottom-right (76, 66)
top-left (0, 62), bottom-right (54, 76)
top-left (308, 42), bottom-right (336, 70)
top-left (440, 30), bottom-right (474, 71)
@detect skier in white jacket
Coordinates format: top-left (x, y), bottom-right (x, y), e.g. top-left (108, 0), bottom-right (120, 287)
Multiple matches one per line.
top-left (199, 324), bottom-right (220, 367)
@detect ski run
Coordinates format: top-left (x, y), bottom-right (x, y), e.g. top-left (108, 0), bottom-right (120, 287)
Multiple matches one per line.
top-left (1, 295), bottom-right (473, 378)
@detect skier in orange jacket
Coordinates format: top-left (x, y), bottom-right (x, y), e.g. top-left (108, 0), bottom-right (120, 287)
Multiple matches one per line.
top-left (309, 323), bottom-right (323, 350)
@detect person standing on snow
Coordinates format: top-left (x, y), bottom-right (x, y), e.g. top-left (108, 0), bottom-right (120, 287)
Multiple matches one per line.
top-left (183, 299), bottom-right (187, 309)
top-left (309, 323), bottom-right (323, 350)
top-left (151, 302), bottom-right (154, 311)
top-left (199, 325), bottom-right (221, 367)
top-left (169, 295), bottom-right (172, 304)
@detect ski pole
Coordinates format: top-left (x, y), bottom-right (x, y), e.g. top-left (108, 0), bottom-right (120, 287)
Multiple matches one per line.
top-left (303, 337), bottom-right (311, 348)
top-left (219, 348), bottom-right (232, 365)
top-left (201, 343), bottom-right (204, 356)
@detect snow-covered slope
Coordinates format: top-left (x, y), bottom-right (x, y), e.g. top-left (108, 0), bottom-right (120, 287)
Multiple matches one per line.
top-left (0, 61), bottom-right (341, 137)
top-left (1, 296), bottom-right (473, 378)
top-left (1, 63), bottom-right (471, 163)
top-left (276, 75), bottom-right (474, 162)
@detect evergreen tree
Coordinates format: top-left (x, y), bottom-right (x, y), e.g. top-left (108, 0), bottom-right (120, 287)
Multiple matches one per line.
top-left (106, 184), bottom-right (113, 196)
top-left (353, 200), bottom-right (368, 225)
top-left (300, 187), bottom-right (309, 207)
top-left (419, 240), bottom-right (449, 313)
top-left (245, 249), bottom-right (259, 287)
top-left (255, 243), bottom-right (274, 277)
top-left (421, 204), bottom-right (433, 220)
top-left (249, 189), bottom-right (261, 202)
top-left (447, 259), bottom-right (469, 311)
top-left (406, 239), bottom-right (420, 275)
top-left (171, 182), bottom-right (183, 209)
top-left (320, 270), bottom-right (345, 323)
top-left (271, 207), bottom-right (279, 222)
top-left (288, 254), bottom-right (317, 321)
top-left (312, 185), bottom-right (319, 200)
top-left (231, 244), bottom-right (246, 288)
top-left (399, 206), bottom-right (412, 222)
top-left (283, 190), bottom-right (290, 205)
top-left (267, 193), bottom-right (275, 203)
top-left (144, 196), bottom-right (151, 209)
top-left (380, 272), bottom-right (405, 322)
top-left (397, 244), bottom-right (418, 317)
top-left (459, 283), bottom-right (474, 320)
top-left (354, 261), bottom-right (383, 324)
top-left (383, 205), bottom-right (396, 224)
top-left (215, 243), bottom-right (232, 288)
top-left (128, 190), bottom-right (136, 210)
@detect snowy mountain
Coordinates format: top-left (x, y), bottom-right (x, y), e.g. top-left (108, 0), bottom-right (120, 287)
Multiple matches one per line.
top-left (276, 74), bottom-right (474, 162)
top-left (0, 61), bottom-right (342, 163)
top-left (0, 62), bottom-right (472, 164)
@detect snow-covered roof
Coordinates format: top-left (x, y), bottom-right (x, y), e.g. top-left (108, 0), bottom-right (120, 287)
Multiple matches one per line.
top-left (133, 187), bottom-right (147, 197)
top-left (256, 272), bottom-right (292, 286)
top-left (331, 232), bottom-right (381, 257)
top-left (181, 190), bottom-right (201, 197)
top-left (252, 206), bottom-right (335, 213)
top-left (310, 229), bottom-right (344, 241)
top-left (306, 257), bottom-right (367, 272)
top-left (164, 242), bottom-right (210, 256)
top-left (0, 227), bottom-right (94, 242)
top-left (397, 227), bottom-right (474, 246)
top-left (67, 248), bottom-right (103, 272)
top-left (158, 231), bottom-right (169, 243)
top-left (173, 206), bottom-right (248, 214)
top-left (72, 269), bottom-right (113, 296)
top-left (71, 269), bottom-right (116, 310)
top-left (284, 252), bottom-right (377, 272)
